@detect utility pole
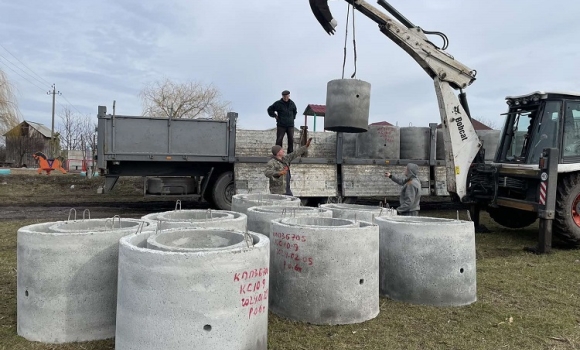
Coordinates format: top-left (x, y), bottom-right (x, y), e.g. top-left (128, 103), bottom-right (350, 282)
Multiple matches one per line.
top-left (47, 84), bottom-right (61, 157)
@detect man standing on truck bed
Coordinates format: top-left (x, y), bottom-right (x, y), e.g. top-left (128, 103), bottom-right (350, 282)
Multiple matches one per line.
top-left (385, 163), bottom-right (421, 216)
top-left (264, 137), bottom-right (312, 195)
top-left (268, 90), bottom-right (298, 153)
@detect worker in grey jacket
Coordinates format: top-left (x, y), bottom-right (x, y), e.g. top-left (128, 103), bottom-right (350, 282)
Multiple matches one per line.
top-left (264, 138), bottom-right (312, 195)
top-left (385, 163), bottom-right (421, 216)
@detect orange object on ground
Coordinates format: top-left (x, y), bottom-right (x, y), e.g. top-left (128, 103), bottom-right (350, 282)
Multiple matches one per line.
top-left (33, 151), bottom-right (67, 175)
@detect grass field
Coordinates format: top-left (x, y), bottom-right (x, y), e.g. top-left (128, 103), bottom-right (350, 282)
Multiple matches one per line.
top-left (0, 174), bottom-right (579, 349)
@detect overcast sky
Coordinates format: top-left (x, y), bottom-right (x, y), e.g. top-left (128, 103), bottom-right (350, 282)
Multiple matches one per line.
top-left (1, 0), bottom-right (579, 132)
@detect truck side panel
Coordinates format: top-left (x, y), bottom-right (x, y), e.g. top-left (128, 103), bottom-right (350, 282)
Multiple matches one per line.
top-left (101, 116), bottom-right (229, 160)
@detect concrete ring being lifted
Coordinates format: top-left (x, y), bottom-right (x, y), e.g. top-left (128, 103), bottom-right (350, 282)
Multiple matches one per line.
top-left (375, 216), bottom-right (476, 306)
top-left (320, 203), bottom-right (397, 223)
top-left (232, 194), bottom-right (301, 215)
top-left (141, 209), bottom-right (247, 231)
top-left (324, 79), bottom-right (371, 133)
top-left (270, 217), bottom-right (379, 325)
top-left (246, 205), bottom-right (333, 236)
top-left (17, 217), bottom-right (152, 343)
top-left (115, 228), bottom-right (270, 350)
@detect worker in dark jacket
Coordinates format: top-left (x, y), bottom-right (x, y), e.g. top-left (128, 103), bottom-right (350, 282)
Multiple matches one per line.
top-left (264, 138), bottom-right (312, 195)
top-left (267, 90), bottom-right (298, 153)
top-left (385, 163), bottom-right (421, 216)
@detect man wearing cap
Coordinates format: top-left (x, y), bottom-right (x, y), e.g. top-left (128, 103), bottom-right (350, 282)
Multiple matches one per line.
top-left (267, 90), bottom-right (298, 153)
top-left (385, 163), bottom-right (422, 216)
top-left (264, 137), bottom-right (312, 195)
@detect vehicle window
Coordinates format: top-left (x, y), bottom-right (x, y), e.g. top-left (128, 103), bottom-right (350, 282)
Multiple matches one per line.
top-left (563, 101), bottom-right (580, 157)
top-left (505, 112), bottom-right (532, 161)
top-left (528, 101), bottom-right (561, 163)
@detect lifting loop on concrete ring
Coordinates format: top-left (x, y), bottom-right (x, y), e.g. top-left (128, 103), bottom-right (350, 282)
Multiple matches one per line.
top-left (105, 215), bottom-right (122, 230)
top-left (155, 220), bottom-right (163, 235)
top-left (175, 200), bottom-right (182, 211)
top-left (206, 209), bottom-right (213, 219)
top-left (67, 208), bottom-right (77, 222)
top-left (82, 209), bottom-right (91, 221)
top-left (135, 221), bottom-right (145, 235)
top-left (244, 228), bottom-right (254, 248)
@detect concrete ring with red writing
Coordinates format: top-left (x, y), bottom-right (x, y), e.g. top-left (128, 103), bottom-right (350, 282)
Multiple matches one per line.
top-left (116, 228), bottom-right (270, 350)
top-left (246, 205), bottom-right (333, 237)
top-left (269, 216), bottom-right (380, 325)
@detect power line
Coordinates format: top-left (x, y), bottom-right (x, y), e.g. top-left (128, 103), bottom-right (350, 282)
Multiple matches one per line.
top-left (61, 94), bottom-right (86, 116)
top-left (0, 43), bottom-right (52, 86)
top-left (0, 57), bottom-right (47, 93)
top-left (0, 45), bottom-right (88, 122)
top-left (0, 52), bottom-right (50, 89)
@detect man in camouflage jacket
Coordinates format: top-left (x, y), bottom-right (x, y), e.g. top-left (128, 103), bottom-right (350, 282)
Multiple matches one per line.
top-left (264, 138), bottom-right (312, 195)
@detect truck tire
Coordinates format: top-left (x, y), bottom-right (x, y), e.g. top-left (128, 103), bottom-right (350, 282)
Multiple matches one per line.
top-left (212, 171), bottom-right (234, 210)
top-left (554, 173), bottom-right (580, 246)
top-left (487, 207), bottom-right (537, 229)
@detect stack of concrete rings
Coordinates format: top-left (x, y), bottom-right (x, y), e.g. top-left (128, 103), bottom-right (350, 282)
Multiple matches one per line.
top-left (142, 209), bottom-right (247, 231)
top-left (375, 216), bottom-right (476, 306)
top-left (17, 215), bottom-right (152, 343)
top-left (320, 203), bottom-right (397, 222)
top-left (115, 227), bottom-right (270, 350)
top-left (246, 205), bottom-right (333, 236)
top-left (270, 217), bottom-right (379, 325)
top-left (231, 193), bottom-right (301, 215)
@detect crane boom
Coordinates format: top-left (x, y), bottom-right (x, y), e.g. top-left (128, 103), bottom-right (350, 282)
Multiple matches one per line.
top-left (309, 0), bottom-right (482, 200)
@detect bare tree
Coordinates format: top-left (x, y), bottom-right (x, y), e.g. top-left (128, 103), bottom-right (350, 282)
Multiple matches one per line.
top-left (0, 69), bottom-right (21, 135)
top-left (139, 79), bottom-right (231, 120)
top-left (57, 106), bottom-right (82, 150)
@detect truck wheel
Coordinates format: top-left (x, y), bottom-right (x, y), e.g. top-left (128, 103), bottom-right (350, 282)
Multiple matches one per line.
top-left (487, 207), bottom-right (537, 229)
top-left (554, 173), bottom-right (580, 246)
top-left (212, 171), bottom-right (234, 210)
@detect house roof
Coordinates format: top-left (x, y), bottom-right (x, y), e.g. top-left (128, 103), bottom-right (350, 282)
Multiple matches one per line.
top-left (2, 120), bottom-right (53, 138)
top-left (303, 104), bottom-right (326, 116)
top-left (369, 121), bottom-right (394, 126)
top-left (25, 121), bottom-right (53, 137)
top-left (437, 118), bottom-right (493, 130)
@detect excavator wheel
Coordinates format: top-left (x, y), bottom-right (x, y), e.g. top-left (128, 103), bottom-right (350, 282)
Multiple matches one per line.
top-left (554, 172), bottom-right (580, 247)
top-left (487, 207), bottom-right (537, 229)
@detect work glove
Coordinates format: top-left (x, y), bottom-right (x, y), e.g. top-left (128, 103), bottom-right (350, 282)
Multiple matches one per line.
top-left (279, 166), bottom-right (289, 176)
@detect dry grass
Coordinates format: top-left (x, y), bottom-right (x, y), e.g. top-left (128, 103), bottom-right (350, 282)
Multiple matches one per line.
top-left (0, 181), bottom-right (579, 349)
top-left (0, 173), bottom-right (160, 205)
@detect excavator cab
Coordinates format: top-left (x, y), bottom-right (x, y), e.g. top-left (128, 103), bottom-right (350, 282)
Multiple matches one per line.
top-left (471, 91), bottom-right (580, 247)
top-left (496, 93), bottom-right (561, 165)
top-left (496, 92), bottom-right (580, 165)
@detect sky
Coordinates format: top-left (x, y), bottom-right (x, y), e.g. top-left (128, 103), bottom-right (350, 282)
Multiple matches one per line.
top-left (1, 0), bottom-right (579, 132)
